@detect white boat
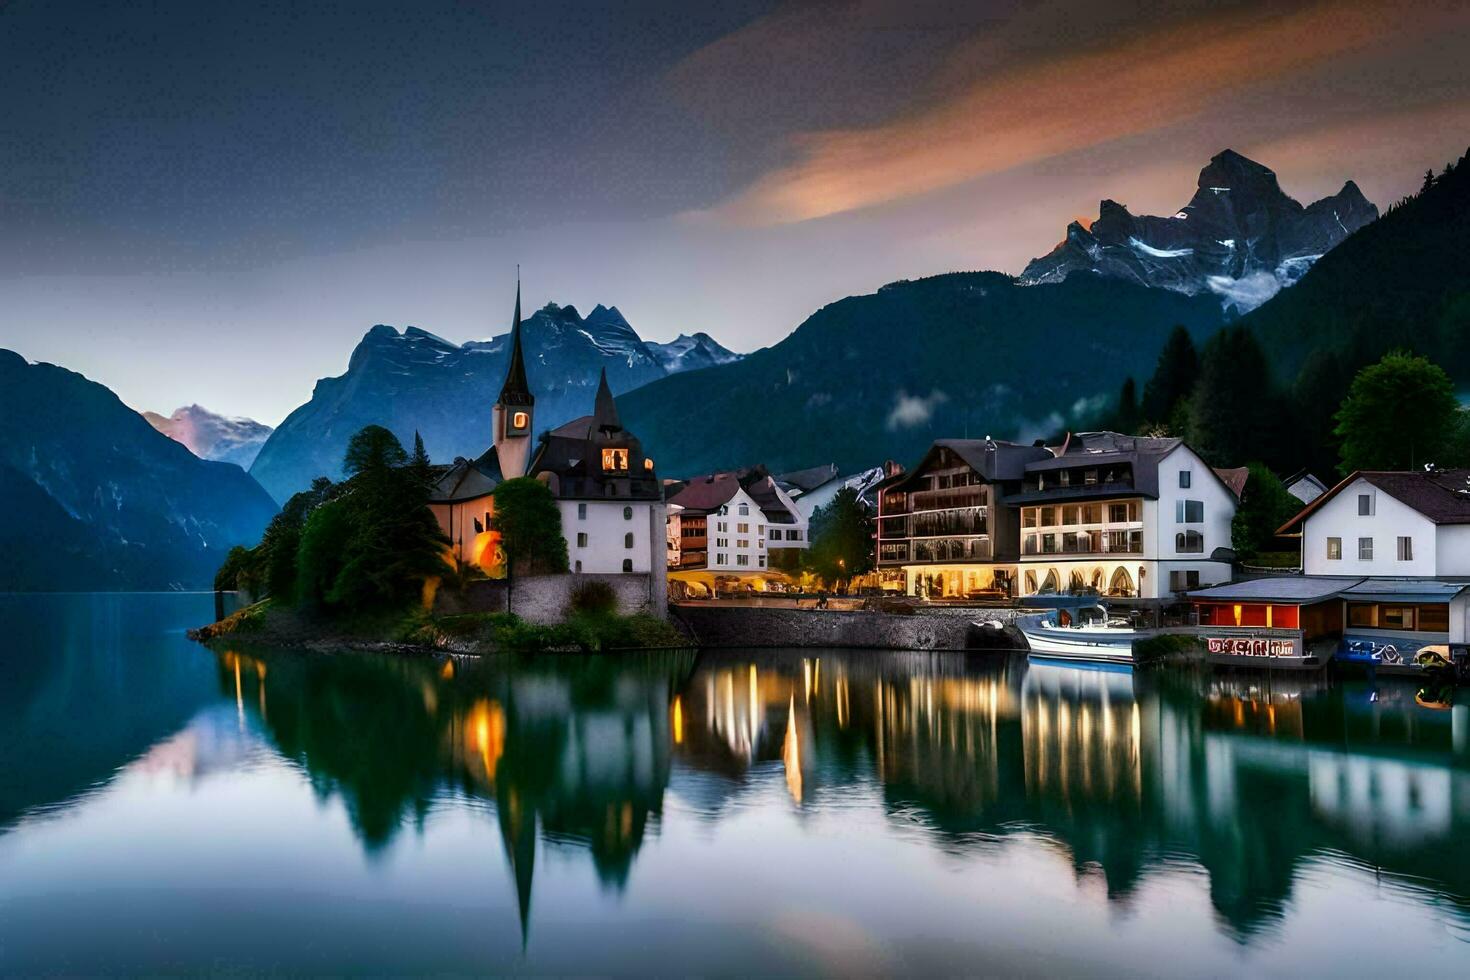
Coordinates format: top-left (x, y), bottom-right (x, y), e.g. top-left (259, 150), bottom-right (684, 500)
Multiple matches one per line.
top-left (1014, 604), bottom-right (1139, 666)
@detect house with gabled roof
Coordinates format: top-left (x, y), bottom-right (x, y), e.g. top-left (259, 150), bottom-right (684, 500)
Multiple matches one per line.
top-left (665, 464), bottom-right (808, 577)
top-left (1278, 468), bottom-right (1470, 578)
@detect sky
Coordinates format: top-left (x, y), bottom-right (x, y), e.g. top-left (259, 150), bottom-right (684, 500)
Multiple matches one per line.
top-left (2, 0), bottom-right (1469, 426)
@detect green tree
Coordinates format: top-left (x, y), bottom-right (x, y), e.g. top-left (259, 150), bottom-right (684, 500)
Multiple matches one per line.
top-left (1140, 325), bottom-right (1199, 425)
top-left (1289, 349), bottom-right (1353, 482)
top-left (329, 428), bottom-right (449, 609)
top-left (1186, 327), bottom-right (1284, 468)
top-left (294, 498), bottom-right (354, 607)
top-left (805, 487), bottom-right (874, 585)
top-left (1230, 463), bottom-right (1302, 559)
top-left (214, 545), bottom-right (257, 592)
top-left (1334, 350), bottom-right (1459, 473)
top-left (409, 430), bottom-right (432, 489)
top-left (247, 477), bottom-right (335, 601)
top-left (491, 477), bottom-right (569, 576)
top-left (344, 425), bottom-right (409, 483)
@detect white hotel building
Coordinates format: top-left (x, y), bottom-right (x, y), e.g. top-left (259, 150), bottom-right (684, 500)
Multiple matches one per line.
top-left (878, 432), bottom-right (1240, 601)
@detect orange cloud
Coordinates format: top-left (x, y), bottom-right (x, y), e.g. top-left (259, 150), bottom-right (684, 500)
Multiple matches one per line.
top-left (702, 1), bottom-right (1457, 225)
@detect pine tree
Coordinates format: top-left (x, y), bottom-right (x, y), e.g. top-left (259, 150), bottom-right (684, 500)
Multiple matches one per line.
top-left (1186, 327), bottom-right (1284, 468)
top-left (1116, 377), bottom-right (1140, 433)
top-left (1140, 325), bottom-right (1200, 425)
top-left (410, 430), bottom-right (432, 489)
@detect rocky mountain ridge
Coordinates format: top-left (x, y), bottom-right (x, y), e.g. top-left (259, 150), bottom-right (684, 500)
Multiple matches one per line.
top-left (1020, 150), bottom-right (1378, 312)
top-left (0, 350), bottom-right (279, 590)
top-left (143, 404), bottom-right (274, 468)
top-left (248, 301), bottom-right (742, 503)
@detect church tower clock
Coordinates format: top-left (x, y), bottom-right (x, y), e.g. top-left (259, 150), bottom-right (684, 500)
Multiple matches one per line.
top-left (492, 279), bottom-right (535, 479)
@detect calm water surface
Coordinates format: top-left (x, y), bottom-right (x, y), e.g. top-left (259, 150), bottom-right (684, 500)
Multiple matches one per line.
top-left (2, 594), bottom-right (1469, 976)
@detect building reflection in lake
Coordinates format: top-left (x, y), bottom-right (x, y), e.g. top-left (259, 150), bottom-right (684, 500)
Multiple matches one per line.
top-left (210, 645), bottom-right (1470, 947)
top-left (212, 648), bottom-right (694, 944)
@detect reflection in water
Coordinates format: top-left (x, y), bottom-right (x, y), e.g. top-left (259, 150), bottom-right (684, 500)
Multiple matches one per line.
top-left (4, 594), bottom-right (1470, 973)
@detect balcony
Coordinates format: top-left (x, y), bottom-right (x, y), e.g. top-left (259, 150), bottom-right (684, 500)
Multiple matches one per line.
top-left (887, 487), bottom-right (987, 515)
top-left (1023, 529), bottom-right (1143, 557)
top-left (911, 538), bottom-right (992, 563)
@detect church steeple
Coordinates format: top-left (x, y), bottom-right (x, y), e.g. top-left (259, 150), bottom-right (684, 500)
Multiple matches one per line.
top-left (498, 278), bottom-right (533, 408)
top-left (493, 274), bottom-right (535, 479)
top-left (592, 367), bottom-right (622, 435)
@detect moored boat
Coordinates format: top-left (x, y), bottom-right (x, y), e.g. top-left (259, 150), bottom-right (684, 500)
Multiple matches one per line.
top-left (1014, 603), bottom-right (1140, 666)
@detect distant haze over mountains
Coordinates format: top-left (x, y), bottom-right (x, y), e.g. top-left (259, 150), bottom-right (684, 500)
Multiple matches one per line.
top-left (248, 302), bottom-right (744, 503)
top-left (142, 405), bottom-right (274, 469)
top-left (1021, 150), bottom-right (1378, 313)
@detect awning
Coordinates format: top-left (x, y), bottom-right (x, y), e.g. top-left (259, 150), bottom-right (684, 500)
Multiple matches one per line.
top-left (1340, 579), bottom-right (1470, 603)
top-left (1188, 576), bottom-right (1363, 604)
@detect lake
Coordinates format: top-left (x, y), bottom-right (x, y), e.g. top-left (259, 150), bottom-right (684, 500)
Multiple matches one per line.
top-left (2, 593), bottom-right (1468, 976)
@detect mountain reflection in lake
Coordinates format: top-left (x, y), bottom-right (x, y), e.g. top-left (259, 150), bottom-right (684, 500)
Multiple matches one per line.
top-left (2, 595), bottom-right (1469, 975)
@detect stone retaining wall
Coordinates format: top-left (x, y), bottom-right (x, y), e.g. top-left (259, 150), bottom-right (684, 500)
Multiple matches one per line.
top-left (672, 604), bottom-right (1024, 651)
top-left (432, 572), bottom-right (666, 623)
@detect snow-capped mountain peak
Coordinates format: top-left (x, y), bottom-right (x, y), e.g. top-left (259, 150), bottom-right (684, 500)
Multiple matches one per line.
top-left (1019, 149), bottom-right (1378, 312)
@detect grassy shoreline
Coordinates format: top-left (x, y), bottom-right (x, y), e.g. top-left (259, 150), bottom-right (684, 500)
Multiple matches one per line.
top-left (189, 599), bottom-right (692, 655)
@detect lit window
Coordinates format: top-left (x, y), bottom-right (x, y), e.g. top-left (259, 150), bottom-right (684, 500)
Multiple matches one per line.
top-left (643, 457), bottom-right (654, 471)
top-left (511, 411), bottom-right (529, 431)
top-left (1358, 537), bottom-right (1373, 560)
top-left (1398, 536), bottom-right (1413, 561)
top-left (602, 448), bottom-right (629, 471)
top-left (1326, 537), bottom-right (1342, 560)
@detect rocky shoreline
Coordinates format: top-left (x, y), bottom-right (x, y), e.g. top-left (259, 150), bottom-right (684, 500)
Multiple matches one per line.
top-left (188, 599), bottom-right (691, 656)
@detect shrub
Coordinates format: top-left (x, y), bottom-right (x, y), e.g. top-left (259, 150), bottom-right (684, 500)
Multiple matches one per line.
top-left (569, 579), bottom-right (618, 616)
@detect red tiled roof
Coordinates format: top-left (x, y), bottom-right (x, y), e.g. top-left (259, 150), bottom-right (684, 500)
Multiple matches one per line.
top-left (666, 473), bottom-right (740, 514)
top-left (1213, 466), bottom-right (1249, 499)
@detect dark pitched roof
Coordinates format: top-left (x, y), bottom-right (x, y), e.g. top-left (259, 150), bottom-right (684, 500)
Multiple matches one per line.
top-left (1189, 576), bottom-right (1364, 604)
top-left (741, 471), bottom-right (798, 524)
top-left (591, 368), bottom-right (622, 434)
top-left (551, 414), bottom-right (595, 439)
top-left (430, 447), bottom-right (503, 503)
top-left (775, 463), bottom-right (840, 494)
top-left (1283, 469), bottom-right (1327, 491)
top-left (938, 439), bottom-right (1054, 481)
top-left (1278, 469), bottom-right (1470, 533)
top-left (1021, 431), bottom-right (1236, 502)
top-left (497, 280), bottom-right (533, 407)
